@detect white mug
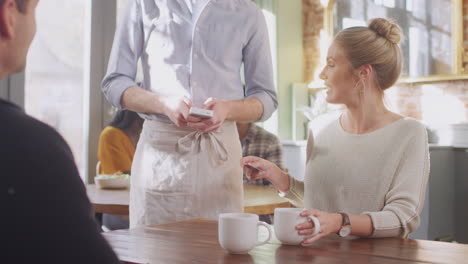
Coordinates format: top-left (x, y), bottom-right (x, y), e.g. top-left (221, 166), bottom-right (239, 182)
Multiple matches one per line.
top-left (274, 208), bottom-right (321, 245)
top-left (218, 213), bottom-right (272, 254)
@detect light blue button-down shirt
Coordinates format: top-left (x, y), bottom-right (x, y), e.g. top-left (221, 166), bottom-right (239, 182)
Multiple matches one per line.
top-left (102, 0), bottom-right (277, 122)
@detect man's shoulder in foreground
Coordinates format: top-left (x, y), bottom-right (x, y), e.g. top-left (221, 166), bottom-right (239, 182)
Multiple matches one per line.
top-left (0, 99), bottom-right (121, 263)
top-left (0, 98), bottom-right (70, 155)
top-left (0, 98), bottom-right (77, 187)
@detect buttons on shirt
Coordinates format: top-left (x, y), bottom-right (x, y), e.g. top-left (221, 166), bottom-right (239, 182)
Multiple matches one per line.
top-left (194, 53), bottom-right (199, 59)
top-left (192, 81), bottom-right (198, 87)
top-left (196, 27), bottom-right (200, 32)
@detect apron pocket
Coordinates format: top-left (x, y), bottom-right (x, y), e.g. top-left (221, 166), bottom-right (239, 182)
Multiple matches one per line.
top-left (144, 189), bottom-right (197, 224)
top-left (148, 148), bottom-right (193, 193)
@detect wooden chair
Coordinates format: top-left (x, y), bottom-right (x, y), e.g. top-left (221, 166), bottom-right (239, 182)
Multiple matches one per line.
top-left (96, 161), bottom-right (101, 176)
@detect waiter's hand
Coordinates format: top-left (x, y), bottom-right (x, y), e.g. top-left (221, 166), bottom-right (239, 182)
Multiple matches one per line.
top-left (187, 97), bottom-right (229, 133)
top-left (162, 96), bottom-right (200, 127)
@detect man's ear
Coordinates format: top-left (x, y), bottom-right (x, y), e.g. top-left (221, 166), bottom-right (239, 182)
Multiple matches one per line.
top-left (0, 0), bottom-right (17, 39)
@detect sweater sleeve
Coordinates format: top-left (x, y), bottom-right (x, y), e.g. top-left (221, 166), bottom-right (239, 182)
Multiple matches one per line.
top-left (279, 176), bottom-right (305, 208)
top-left (364, 124), bottom-right (430, 238)
top-left (279, 130), bottom-right (312, 208)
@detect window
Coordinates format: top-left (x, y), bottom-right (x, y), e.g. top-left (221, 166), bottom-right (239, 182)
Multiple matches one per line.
top-left (25, 0), bottom-right (90, 179)
top-left (333, 0), bottom-right (457, 78)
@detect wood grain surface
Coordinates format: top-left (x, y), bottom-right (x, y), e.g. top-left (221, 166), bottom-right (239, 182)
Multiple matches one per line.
top-left (86, 184), bottom-right (291, 216)
top-left (103, 218), bottom-right (468, 264)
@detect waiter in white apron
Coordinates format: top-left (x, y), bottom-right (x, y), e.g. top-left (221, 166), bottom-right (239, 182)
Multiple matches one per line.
top-left (102, 0), bottom-right (277, 227)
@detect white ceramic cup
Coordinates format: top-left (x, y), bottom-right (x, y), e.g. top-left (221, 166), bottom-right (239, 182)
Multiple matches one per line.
top-left (274, 208), bottom-right (321, 245)
top-left (218, 213), bottom-right (272, 254)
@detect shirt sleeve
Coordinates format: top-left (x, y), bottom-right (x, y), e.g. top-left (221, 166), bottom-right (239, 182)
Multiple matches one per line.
top-left (101, 0), bottom-right (144, 109)
top-left (364, 124), bottom-right (430, 238)
top-left (242, 8), bottom-right (277, 121)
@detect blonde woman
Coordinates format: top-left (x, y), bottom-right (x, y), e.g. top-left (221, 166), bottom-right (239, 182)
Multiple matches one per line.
top-left (242, 18), bottom-right (429, 244)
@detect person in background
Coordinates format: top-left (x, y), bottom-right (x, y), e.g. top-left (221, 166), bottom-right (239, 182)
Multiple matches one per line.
top-left (237, 122), bottom-right (284, 224)
top-left (242, 18), bottom-right (429, 244)
top-left (97, 109), bottom-right (143, 230)
top-left (97, 109), bottom-right (144, 175)
top-left (102, 0), bottom-right (277, 227)
top-left (237, 122), bottom-right (284, 186)
top-left (0, 0), bottom-right (120, 262)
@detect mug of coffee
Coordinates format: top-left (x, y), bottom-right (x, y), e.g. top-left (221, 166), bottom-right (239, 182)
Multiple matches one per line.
top-left (274, 208), bottom-right (321, 245)
top-left (218, 213), bottom-right (272, 254)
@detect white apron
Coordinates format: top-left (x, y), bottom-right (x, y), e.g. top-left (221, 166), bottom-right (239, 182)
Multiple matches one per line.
top-left (129, 120), bottom-right (243, 227)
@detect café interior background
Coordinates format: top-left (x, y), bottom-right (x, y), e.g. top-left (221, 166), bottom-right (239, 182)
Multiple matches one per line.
top-left (1, 0), bottom-right (468, 243)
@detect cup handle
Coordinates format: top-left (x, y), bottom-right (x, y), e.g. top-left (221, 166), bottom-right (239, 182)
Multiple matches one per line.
top-left (255, 221), bottom-right (272, 247)
top-left (307, 215), bottom-right (321, 237)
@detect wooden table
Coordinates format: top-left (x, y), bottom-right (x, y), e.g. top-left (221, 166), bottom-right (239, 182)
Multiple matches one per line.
top-left (103, 218), bottom-right (468, 264)
top-left (243, 185), bottom-right (292, 214)
top-left (86, 184), bottom-right (291, 216)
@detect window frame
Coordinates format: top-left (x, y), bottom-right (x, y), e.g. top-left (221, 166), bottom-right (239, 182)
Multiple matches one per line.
top-left (85, 0), bottom-right (117, 183)
top-left (323, 0), bottom-right (468, 84)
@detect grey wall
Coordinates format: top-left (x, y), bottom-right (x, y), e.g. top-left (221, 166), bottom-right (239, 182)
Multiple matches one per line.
top-left (410, 147), bottom-right (455, 241)
top-left (455, 148), bottom-right (468, 243)
top-left (411, 146), bottom-right (468, 243)
top-left (427, 148), bottom-right (455, 240)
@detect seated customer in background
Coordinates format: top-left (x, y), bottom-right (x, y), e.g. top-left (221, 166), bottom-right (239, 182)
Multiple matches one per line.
top-left (242, 18), bottom-right (429, 244)
top-left (98, 109), bottom-right (143, 175)
top-left (237, 122), bottom-right (285, 186)
top-left (1, 0), bottom-right (120, 262)
top-left (237, 122), bottom-right (285, 224)
top-left (97, 109), bottom-right (143, 230)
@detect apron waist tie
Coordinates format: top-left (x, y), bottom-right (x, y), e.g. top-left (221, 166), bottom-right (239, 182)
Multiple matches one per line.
top-left (176, 128), bottom-right (228, 165)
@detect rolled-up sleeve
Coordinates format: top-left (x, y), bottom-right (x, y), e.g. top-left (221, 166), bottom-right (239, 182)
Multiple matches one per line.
top-left (364, 125), bottom-right (430, 238)
top-left (101, 0), bottom-right (144, 109)
top-left (242, 8), bottom-right (277, 121)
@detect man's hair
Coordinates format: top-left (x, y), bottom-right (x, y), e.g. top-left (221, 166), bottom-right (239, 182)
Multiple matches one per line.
top-left (108, 109), bottom-right (143, 130)
top-left (0, 0), bottom-right (28, 13)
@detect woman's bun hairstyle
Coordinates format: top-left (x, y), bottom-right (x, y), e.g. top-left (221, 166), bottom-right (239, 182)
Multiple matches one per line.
top-left (368, 18), bottom-right (403, 45)
top-left (334, 17), bottom-right (404, 90)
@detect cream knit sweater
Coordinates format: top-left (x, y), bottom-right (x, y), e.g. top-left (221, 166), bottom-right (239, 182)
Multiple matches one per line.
top-left (283, 117), bottom-right (430, 238)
